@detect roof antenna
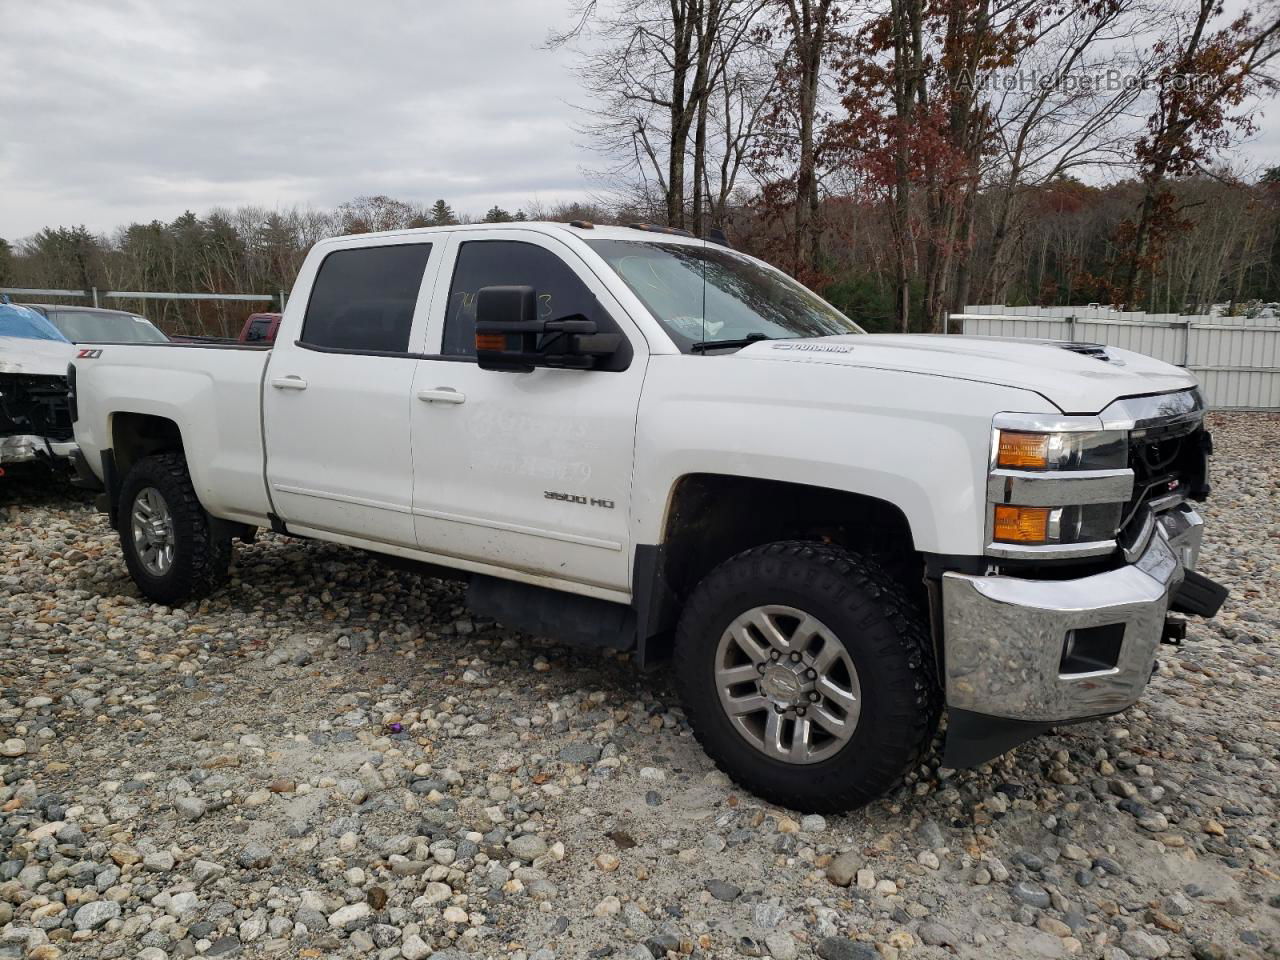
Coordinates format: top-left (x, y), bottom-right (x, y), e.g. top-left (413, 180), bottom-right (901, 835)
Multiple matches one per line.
top-left (701, 221), bottom-right (711, 353)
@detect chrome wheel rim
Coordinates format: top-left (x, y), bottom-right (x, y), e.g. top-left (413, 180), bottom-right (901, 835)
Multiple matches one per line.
top-left (131, 487), bottom-right (175, 577)
top-left (714, 604), bottom-right (861, 764)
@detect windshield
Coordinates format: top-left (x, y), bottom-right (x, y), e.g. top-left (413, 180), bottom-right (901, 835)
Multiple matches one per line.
top-left (587, 239), bottom-right (863, 351)
top-left (48, 310), bottom-right (168, 343)
top-left (0, 304), bottom-right (69, 342)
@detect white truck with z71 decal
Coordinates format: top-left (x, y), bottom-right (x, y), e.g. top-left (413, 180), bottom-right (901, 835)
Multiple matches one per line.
top-left (69, 222), bottom-right (1227, 812)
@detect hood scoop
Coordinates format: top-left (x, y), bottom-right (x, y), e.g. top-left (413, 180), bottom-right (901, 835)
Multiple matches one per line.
top-left (1059, 341), bottom-right (1112, 361)
top-left (962, 336), bottom-right (1118, 363)
top-left (1025, 339), bottom-right (1118, 363)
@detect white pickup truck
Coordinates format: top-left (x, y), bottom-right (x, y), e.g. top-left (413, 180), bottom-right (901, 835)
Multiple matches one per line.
top-left (70, 222), bottom-right (1227, 812)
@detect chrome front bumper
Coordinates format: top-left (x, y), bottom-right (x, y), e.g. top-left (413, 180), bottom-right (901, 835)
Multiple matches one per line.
top-left (942, 506), bottom-right (1202, 723)
top-left (0, 435), bottom-right (78, 464)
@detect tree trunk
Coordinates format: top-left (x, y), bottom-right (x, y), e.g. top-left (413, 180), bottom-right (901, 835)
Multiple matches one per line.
top-left (950, 189), bottom-right (978, 322)
top-left (666, 0), bottom-right (696, 228)
top-left (984, 184), bottom-right (1021, 303)
top-left (791, 0), bottom-right (826, 277)
top-left (1121, 177), bottom-right (1162, 306)
top-left (888, 0), bottom-right (924, 331)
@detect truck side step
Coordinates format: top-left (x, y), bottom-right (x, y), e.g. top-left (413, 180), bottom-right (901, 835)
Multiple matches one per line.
top-left (467, 575), bottom-right (635, 651)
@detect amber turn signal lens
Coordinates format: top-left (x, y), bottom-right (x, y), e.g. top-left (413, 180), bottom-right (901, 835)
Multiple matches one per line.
top-left (997, 431), bottom-right (1050, 469)
top-left (993, 505), bottom-right (1050, 543)
top-left (475, 333), bottom-right (507, 352)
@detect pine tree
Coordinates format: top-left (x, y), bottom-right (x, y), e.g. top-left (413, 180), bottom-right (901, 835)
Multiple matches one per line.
top-left (482, 205), bottom-right (514, 223)
top-left (428, 200), bottom-right (457, 226)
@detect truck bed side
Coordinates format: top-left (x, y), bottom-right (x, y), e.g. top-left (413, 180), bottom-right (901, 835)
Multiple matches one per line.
top-left (73, 343), bottom-right (273, 527)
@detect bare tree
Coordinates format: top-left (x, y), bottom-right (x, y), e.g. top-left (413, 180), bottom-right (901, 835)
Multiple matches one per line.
top-left (551, 0), bottom-right (768, 230)
top-left (704, 32), bottom-right (780, 228)
top-left (1118, 0), bottom-right (1280, 304)
top-left (978, 0), bottom-right (1160, 303)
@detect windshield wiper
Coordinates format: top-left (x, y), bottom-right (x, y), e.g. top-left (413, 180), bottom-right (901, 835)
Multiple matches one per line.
top-left (689, 333), bottom-right (774, 353)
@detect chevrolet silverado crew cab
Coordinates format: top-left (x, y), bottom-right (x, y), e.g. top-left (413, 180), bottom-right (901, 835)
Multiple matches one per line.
top-left (69, 222), bottom-right (1227, 812)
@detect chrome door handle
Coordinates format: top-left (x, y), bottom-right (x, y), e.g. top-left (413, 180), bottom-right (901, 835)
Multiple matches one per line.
top-left (417, 387), bottom-right (465, 404)
top-left (271, 376), bottom-right (308, 390)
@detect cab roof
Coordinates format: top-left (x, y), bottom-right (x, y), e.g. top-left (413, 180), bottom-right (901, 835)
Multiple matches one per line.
top-left (22, 303), bottom-right (146, 317)
top-left (322, 221), bottom-right (724, 248)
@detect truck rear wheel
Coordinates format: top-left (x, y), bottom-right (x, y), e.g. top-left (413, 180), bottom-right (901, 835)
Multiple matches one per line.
top-left (118, 452), bottom-right (231, 605)
top-left (673, 541), bottom-right (939, 813)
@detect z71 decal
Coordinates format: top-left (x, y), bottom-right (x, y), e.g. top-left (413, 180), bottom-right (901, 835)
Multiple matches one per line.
top-left (76, 348), bottom-right (103, 359)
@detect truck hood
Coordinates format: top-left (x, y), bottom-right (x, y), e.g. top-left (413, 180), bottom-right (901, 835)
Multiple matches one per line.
top-left (736, 334), bottom-right (1198, 413)
top-left (0, 336), bottom-right (77, 377)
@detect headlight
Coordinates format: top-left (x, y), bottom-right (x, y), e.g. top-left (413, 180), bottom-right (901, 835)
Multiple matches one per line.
top-left (987, 417), bottom-right (1133, 558)
top-left (996, 430), bottom-right (1127, 471)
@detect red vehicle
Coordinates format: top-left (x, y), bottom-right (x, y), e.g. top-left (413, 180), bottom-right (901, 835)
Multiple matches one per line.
top-left (239, 312), bottom-right (282, 343)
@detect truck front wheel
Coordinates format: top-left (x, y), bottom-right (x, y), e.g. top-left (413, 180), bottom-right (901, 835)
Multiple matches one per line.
top-left (118, 452), bottom-right (231, 605)
top-left (673, 541), bottom-right (939, 813)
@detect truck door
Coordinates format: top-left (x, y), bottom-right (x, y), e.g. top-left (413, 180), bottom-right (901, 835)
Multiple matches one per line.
top-left (409, 231), bottom-right (646, 595)
top-left (263, 240), bottom-right (440, 546)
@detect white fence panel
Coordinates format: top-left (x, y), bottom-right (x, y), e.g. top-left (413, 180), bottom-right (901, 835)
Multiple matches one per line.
top-left (954, 309), bottom-right (1279, 411)
top-left (1193, 370), bottom-right (1280, 410)
top-left (967, 316), bottom-right (1067, 339)
top-left (1188, 324), bottom-right (1280, 369)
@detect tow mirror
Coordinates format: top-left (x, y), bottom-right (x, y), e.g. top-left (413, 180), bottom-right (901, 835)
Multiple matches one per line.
top-left (475, 286), bottom-right (541, 372)
top-left (475, 285), bottom-right (622, 372)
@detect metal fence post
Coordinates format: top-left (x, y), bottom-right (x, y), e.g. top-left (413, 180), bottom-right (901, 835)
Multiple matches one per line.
top-left (91, 286), bottom-right (99, 307)
top-left (1066, 315), bottom-right (1075, 342)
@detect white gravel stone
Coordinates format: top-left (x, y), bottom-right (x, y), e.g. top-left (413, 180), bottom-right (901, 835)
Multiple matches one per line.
top-left (166, 892), bottom-right (200, 918)
top-left (73, 901), bottom-right (120, 931)
top-left (1120, 930), bottom-right (1171, 959)
top-left (401, 934), bottom-right (432, 960)
top-left (328, 902), bottom-right (371, 928)
top-left (765, 932), bottom-right (798, 960)
top-left (509, 834), bottom-right (549, 861)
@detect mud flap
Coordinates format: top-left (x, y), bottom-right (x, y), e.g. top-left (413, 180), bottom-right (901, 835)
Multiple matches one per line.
top-left (942, 708), bottom-right (1053, 769)
top-left (1170, 570), bottom-right (1228, 619)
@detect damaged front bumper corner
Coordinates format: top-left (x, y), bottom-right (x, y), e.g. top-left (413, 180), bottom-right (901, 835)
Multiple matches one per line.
top-left (940, 505), bottom-right (1214, 767)
top-left (0, 434), bottom-right (78, 465)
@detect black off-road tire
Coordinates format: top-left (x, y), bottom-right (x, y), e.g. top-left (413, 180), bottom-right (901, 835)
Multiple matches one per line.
top-left (673, 541), bottom-right (940, 813)
top-left (118, 452), bottom-right (232, 605)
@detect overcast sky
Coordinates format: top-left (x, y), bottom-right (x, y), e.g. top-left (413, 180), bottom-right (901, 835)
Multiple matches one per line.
top-left (0, 0), bottom-right (596, 240)
top-left (0, 0), bottom-right (1276, 243)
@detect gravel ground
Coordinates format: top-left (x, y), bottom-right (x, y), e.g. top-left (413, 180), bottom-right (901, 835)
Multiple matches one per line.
top-left (1, 411), bottom-right (1277, 960)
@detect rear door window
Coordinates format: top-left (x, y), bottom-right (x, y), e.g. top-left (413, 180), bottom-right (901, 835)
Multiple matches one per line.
top-left (301, 244), bottom-right (432, 353)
